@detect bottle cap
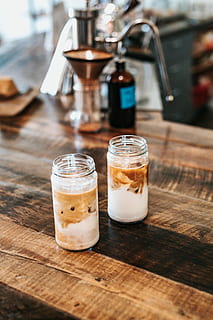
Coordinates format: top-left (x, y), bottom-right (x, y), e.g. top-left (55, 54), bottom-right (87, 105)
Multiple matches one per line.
top-left (115, 59), bottom-right (125, 72)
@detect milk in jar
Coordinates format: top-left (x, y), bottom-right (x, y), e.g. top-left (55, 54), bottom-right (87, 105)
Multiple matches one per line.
top-left (107, 135), bottom-right (148, 223)
top-left (51, 153), bottom-right (99, 250)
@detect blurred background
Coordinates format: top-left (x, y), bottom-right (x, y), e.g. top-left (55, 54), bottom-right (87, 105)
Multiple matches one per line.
top-left (0, 0), bottom-right (212, 127)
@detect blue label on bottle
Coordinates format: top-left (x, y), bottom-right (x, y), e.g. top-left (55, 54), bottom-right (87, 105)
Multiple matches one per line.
top-left (120, 85), bottom-right (136, 109)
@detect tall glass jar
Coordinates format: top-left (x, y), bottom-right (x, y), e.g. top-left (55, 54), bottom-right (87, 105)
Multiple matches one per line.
top-left (107, 135), bottom-right (149, 223)
top-left (51, 153), bottom-right (99, 250)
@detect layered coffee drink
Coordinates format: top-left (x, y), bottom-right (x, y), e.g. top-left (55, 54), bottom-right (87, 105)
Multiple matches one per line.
top-left (51, 154), bottom-right (99, 250)
top-left (108, 164), bottom-right (148, 222)
top-left (107, 135), bottom-right (149, 223)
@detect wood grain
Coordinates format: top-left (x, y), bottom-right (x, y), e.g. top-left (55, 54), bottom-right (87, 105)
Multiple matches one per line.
top-left (0, 32), bottom-right (213, 320)
top-left (0, 88), bottom-right (39, 116)
top-left (0, 175), bottom-right (212, 293)
top-left (1, 218), bottom-right (213, 320)
top-left (1, 160), bottom-right (212, 241)
top-left (1, 113), bottom-right (213, 174)
top-left (1, 108), bottom-right (213, 195)
top-left (149, 159), bottom-right (213, 201)
top-left (136, 120), bottom-right (213, 149)
top-left (0, 282), bottom-right (77, 320)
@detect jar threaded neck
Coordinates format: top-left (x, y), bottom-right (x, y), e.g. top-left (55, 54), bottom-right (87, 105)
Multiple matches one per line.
top-left (108, 135), bottom-right (148, 157)
top-left (52, 153), bottom-right (95, 178)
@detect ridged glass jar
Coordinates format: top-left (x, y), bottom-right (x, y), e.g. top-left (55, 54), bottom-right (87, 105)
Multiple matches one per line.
top-left (107, 135), bottom-right (149, 223)
top-left (51, 153), bottom-right (99, 250)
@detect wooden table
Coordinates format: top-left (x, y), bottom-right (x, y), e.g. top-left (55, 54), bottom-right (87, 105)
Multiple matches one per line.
top-left (0, 34), bottom-right (213, 320)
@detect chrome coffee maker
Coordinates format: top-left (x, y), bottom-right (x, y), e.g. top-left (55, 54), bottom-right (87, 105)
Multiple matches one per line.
top-left (41, 0), bottom-right (114, 132)
top-left (41, 0), bottom-right (173, 132)
top-left (41, 0), bottom-right (101, 96)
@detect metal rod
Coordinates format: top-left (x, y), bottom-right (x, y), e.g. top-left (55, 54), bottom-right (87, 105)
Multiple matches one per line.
top-left (97, 18), bottom-right (174, 102)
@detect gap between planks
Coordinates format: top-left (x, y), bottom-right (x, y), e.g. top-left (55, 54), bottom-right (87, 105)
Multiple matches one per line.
top-left (0, 217), bottom-right (213, 320)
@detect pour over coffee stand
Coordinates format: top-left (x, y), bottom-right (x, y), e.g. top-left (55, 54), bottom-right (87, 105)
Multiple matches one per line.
top-left (63, 48), bottom-right (113, 132)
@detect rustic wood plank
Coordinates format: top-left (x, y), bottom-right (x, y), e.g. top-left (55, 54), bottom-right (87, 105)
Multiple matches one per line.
top-left (0, 182), bottom-right (54, 236)
top-left (1, 111), bottom-right (212, 173)
top-left (0, 162), bottom-right (212, 243)
top-left (0, 282), bottom-right (77, 320)
top-left (148, 136), bottom-right (213, 171)
top-left (0, 135), bottom-right (212, 209)
top-left (136, 119), bottom-right (213, 149)
top-left (1, 138), bottom-right (213, 202)
top-left (149, 159), bottom-right (213, 201)
top-left (1, 218), bottom-right (213, 320)
top-left (1, 108), bottom-right (213, 177)
top-left (0, 147), bottom-right (52, 192)
top-left (147, 186), bottom-right (213, 243)
top-left (1, 92), bottom-right (213, 150)
top-left (0, 178), bottom-right (212, 292)
top-left (99, 184), bottom-right (213, 244)
top-left (97, 213), bottom-right (213, 294)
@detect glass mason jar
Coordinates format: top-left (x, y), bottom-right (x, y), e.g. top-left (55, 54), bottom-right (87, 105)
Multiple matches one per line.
top-left (51, 153), bottom-right (99, 250)
top-left (107, 135), bottom-right (149, 223)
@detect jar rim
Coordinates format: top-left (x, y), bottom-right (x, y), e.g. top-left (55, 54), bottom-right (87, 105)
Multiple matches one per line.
top-left (52, 153), bottom-right (95, 178)
top-left (108, 135), bottom-right (148, 157)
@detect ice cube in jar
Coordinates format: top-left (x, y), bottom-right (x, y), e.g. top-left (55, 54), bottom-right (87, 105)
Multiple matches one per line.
top-left (51, 153), bottom-right (99, 250)
top-left (107, 135), bottom-right (148, 223)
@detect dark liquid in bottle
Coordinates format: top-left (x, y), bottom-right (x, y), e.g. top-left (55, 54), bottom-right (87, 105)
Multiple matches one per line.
top-left (108, 61), bottom-right (136, 128)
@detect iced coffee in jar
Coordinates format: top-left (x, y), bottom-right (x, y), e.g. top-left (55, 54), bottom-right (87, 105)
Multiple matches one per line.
top-left (107, 135), bottom-right (148, 223)
top-left (51, 153), bottom-right (99, 250)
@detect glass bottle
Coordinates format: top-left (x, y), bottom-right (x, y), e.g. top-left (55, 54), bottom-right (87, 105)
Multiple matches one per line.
top-left (51, 153), bottom-right (99, 250)
top-left (107, 135), bottom-right (148, 223)
top-left (107, 59), bottom-right (136, 128)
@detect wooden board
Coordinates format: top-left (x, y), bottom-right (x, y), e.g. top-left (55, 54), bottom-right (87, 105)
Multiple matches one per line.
top-left (0, 88), bottom-right (39, 116)
top-left (1, 218), bottom-right (213, 320)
